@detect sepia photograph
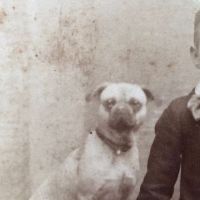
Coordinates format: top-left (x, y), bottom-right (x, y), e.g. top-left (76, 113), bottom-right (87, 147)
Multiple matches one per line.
top-left (0, 0), bottom-right (200, 200)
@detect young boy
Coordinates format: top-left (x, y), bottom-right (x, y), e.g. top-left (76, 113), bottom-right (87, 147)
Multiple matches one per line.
top-left (137, 10), bottom-right (200, 200)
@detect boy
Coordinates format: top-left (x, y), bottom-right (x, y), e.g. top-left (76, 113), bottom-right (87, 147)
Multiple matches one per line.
top-left (137, 10), bottom-right (200, 200)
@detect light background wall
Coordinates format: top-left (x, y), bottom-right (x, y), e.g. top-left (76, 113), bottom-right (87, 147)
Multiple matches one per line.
top-left (0, 0), bottom-right (199, 199)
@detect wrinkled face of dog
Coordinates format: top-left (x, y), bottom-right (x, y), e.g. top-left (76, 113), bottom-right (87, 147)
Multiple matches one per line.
top-left (86, 82), bottom-right (153, 132)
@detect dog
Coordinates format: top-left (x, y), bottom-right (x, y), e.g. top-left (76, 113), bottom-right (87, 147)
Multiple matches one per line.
top-left (29, 82), bottom-right (154, 200)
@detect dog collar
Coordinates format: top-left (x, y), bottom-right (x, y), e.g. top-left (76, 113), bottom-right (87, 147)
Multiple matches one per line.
top-left (94, 128), bottom-right (132, 155)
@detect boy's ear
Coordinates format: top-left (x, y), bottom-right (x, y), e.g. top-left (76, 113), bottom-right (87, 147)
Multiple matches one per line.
top-left (190, 46), bottom-right (200, 69)
top-left (85, 82), bottom-right (110, 102)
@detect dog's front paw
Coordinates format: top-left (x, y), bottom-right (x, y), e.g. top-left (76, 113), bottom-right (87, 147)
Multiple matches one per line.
top-left (92, 178), bottom-right (134, 200)
top-left (92, 180), bottom-right (120, 200)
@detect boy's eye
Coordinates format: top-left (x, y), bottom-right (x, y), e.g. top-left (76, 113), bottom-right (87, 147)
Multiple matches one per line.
top-left (104, 99), bottom-right (116, 109)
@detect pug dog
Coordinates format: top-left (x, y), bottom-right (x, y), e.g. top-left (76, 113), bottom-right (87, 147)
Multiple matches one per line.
top-left (29, 82), bottom-right (153, 200)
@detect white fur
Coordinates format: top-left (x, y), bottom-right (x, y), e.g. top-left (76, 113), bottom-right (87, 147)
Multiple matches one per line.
top-left (100, 83), bottom-right (147, 105)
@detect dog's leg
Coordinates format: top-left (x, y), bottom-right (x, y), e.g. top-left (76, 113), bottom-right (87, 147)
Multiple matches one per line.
top-left (29, 149), bottom-right (80, 200)
top-left (92, 179), bottom-right (126, 200)
top-left (92, 176), bottom-right (135, 200)
top-left (119, 176), bottom-right (135, 200)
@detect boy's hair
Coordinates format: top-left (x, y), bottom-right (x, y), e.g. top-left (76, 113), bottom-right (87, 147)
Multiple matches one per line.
top-left (194, 10), bottom-right (200, 49)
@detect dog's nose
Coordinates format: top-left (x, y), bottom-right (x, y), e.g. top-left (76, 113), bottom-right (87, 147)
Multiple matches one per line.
top-left (115, 104), bottom-right (129, 114)
top-left (109, 104), bottom-right (135, 131)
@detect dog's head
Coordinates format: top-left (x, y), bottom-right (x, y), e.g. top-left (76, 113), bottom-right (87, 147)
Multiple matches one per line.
top-left (86, 82), bottom-right (153, 133)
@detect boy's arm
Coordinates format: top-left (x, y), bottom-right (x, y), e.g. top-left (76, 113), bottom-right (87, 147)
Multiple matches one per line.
top-left (137, 100), bottom-right (182, 200)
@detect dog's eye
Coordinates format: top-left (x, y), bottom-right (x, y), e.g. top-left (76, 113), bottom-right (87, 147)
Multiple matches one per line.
top-left (104, 99), bottom-right (116, 109)
top-left (129, 99), bottom-right (142, 111)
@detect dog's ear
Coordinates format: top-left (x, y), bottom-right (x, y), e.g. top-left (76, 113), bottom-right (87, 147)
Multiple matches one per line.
top-left (142, 88), bottom-right (154, 101)
top-left (85, 82), bottom-right (110, 102)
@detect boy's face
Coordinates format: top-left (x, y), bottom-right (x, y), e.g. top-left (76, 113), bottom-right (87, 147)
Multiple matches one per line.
top-left (190, 24), bottom-right (200, 69)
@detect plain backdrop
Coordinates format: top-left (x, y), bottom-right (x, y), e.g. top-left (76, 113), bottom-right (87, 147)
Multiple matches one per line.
top-left (0, 0), bottom-right (199, 199)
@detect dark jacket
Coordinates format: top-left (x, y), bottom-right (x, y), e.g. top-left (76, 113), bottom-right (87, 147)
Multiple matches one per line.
top-left (137, 91), bottom-right (200, 200)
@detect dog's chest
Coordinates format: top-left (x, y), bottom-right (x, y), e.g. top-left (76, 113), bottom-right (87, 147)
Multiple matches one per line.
top-left (77, 134), bottom-right (139, 198)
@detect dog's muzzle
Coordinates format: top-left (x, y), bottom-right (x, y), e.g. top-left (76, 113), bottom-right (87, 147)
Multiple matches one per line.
top-left (109, 104), bottom-right (135, 131)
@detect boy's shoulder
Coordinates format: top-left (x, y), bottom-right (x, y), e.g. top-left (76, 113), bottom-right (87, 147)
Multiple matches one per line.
top-left (169, 94), bottom-right (191, 111)
top-left (156, 92), bottom-right (194, 132)
top-left (166, 91), bottom-right (193, 122)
